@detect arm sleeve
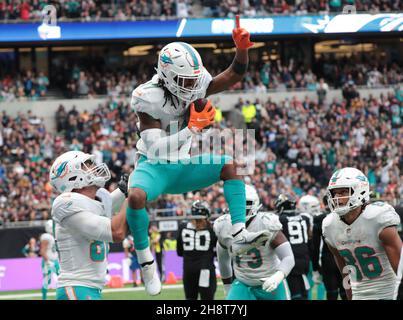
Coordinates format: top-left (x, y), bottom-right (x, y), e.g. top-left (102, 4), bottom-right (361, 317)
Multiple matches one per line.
top-left (140, 127), bottom-right (193, 157)
top-left (216, 242), bottom-right (233, 280)
top-left (61, 211), bottom-right (113, 243)
top-left (274, 242), bottom-right (295, 277)
top-left (110, 188), bottom-right (125, 215)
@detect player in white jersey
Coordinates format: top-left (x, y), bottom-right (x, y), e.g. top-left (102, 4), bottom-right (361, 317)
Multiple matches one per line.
top-left (126, 15), bottom-right (270, 296)
top-left (49, 151), bottom-right (128, 300)
top-left (322, 167), bottom-right (402, 300)
top-left (40, 219), bottom-right (60, 300)
top-left (214, 184), bottom-right (295, 300)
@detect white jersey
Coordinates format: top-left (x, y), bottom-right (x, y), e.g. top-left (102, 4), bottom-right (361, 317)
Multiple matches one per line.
top-left (51, 188), bottom-right (113, 290)
top-left (131, 71), bottom-right (212, 161)
top-left (322, 202), bottom-right (400, 300)
top-left (214, 212), bottom-right (283, 286)
top-left (40, 233), bottom-right (58, 261)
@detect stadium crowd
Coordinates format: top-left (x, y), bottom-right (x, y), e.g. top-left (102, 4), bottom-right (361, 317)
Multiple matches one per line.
top-left (0, 0), bottom-right (401, 21)
top-left (1, 52), bottom-right (401, 101)
top-left (0, 87), bottom-right (401, 223)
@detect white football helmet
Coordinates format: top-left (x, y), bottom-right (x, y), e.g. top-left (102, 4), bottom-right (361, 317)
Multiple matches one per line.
top-left (45, 219), bottom-right (53, 234)
top-left (245, 184), bottom-right (262, 217)
top-left (298, 195), bottom-right (321, 216)
top-left (156, 42), bottom-right (205, 103)
top-left (326, 167), bottom-right (370, 217)
top-left (49, 151), bottom-right (111, 194)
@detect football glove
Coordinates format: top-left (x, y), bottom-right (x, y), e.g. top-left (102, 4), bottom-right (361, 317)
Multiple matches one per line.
top-left (261, 271), bottom-right (285, 292)
top-left (118, 173), bottom-right (129, 198)
top-left (188, 100), bottom-right (215, 131)
top-left (312, 271), bottom-right (322, 284)
top-left (232, 15), bottom-right (254, 50)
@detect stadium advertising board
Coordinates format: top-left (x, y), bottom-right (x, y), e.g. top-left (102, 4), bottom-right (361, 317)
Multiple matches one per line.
top-left (0, 13), bottom-right (401, 43)
top-left (0, 251), bottom-right (219, 291)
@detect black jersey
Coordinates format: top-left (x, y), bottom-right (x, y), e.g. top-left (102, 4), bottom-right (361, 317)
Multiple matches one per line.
top-left (176, 222), bottom-right (217, 269)
top-left (312, 212), bottom-right (336, 272)
top-left (279, 213), bottom-right (311, 275)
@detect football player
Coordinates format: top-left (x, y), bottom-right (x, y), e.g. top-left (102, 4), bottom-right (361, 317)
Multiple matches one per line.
top-left (298, 195), bottom-right (326, 300)
top-left (49, 151), bottom-right (128, 300)
top-left (177, 200), bottom-right (217, 300)
top-left (277, 194), bottom-right (311, 300)
top-left (39, 219), bottom-right (60, 300)
top-left (311, 195), bottom-right (347, 300)
top-left (322, 167), bottom-right (402, 300)
top-left (214, 185), bottom-right (295, 300)
top-left (126, 15), bottom-right (269, 296)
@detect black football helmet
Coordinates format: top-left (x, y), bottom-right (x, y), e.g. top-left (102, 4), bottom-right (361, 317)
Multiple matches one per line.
top-left (275, 194), bottom-right (297, 215)
top-left (189, 200), bottom-right (211, 219)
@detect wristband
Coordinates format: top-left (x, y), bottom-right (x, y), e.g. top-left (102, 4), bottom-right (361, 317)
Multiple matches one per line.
top-left (231, 59), bottom-right (248, 75)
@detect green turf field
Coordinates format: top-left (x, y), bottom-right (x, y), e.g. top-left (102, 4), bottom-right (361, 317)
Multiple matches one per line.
top-left (0, 283), bottom-right (226, 300)
top-left (0, 282), bottom-right (323, 300)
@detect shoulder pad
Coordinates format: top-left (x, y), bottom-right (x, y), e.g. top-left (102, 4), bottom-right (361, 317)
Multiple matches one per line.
top-left (364, 202), bottom-right (401, 232)
top-left (259, 212), bottom-right (283, 232)
top-left (131, 82), bottom-right (164, 117)
top-left (213, 214), bottom-right (231, 235)
top-left (363, 202), bottom-right (397, 220)
top-left (51, 192), bottom-right (82, 224)
top-left (321, 213), bottom-right (336, 238)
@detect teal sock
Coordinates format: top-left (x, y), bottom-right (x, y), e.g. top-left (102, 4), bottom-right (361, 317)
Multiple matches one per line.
top-left (42, 287), bottom-right (47, 300)
top-left (126, 207), bottom-right (150, 250)
top-left (223, 180), bottom-right (246, 224)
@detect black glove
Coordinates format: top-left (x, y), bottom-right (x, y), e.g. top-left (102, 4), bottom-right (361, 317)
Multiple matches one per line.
top-left (117, 173), bottom-right (129, 198)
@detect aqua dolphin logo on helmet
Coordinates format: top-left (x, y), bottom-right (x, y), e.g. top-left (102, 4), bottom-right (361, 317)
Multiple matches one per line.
top-left (51, 161), bottom-right (69, 180)
top-left (160, 53), bottom-right (174, 65)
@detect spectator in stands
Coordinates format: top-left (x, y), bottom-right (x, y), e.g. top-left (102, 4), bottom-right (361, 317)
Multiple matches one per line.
top-left (22, 237), bottom-right (40, 258)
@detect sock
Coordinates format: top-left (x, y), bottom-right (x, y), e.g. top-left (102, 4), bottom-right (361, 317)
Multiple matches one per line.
top-left (126, 207), bottom-right (150, 251)
top-left (42, 287), bottom-right (47, 300)
top-left (136, 247), bottom-right (154, 265)
top-left (224, 179), bottom-right (246, 225)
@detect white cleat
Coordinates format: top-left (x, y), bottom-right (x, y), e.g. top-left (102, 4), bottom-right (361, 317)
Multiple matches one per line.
top-left (140, 260), bottom-right (161, 296)
top-left (230, 228), bottom-right (270, 257)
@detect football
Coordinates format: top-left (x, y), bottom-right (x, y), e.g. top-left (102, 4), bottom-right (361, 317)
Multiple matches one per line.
top-left (193, 98), bottom-right (210, 112)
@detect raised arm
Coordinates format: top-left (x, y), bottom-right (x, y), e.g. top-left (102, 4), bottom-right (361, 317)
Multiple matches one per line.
top-left (206, 15), bottom-right (253, 97)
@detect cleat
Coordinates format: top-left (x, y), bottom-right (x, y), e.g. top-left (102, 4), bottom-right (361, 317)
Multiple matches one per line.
top-left (140, 260), bottom-right (161, 296)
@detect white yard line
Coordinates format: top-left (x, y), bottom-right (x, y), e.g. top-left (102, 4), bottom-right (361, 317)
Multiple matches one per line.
top-left (0, 284), bottom-right (184, 300)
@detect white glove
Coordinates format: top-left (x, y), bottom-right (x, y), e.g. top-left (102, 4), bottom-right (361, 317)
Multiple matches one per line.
top-left (312, 271), bottom-right (322, 284)
top-left (46, 260), bottom-right (55, 269)
top-left (261, 271), bottom-right (285, 292)
top-left (223, 284), bottom-right (232, 297)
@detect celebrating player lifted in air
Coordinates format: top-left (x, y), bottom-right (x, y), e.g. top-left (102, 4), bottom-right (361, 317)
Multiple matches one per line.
top-left (214, 184), bottom-right (295, 300)
top-left (49, 151), bottom-right (129, 300)
top-left (323, 167), bottom-right (403, 300)
top-left (127, 15), bottom-right (270, 295)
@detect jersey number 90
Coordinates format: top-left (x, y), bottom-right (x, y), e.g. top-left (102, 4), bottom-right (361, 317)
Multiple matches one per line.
top-left (182, 229), bottom-right (210, 251)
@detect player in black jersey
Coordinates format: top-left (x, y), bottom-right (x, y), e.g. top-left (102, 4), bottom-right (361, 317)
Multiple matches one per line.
top-left (177, 200), bottom-right (217, 300)
top-left (312, 195), bottom-right (347, 300)
top-left (276, 194), bottom-right (311, 300)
